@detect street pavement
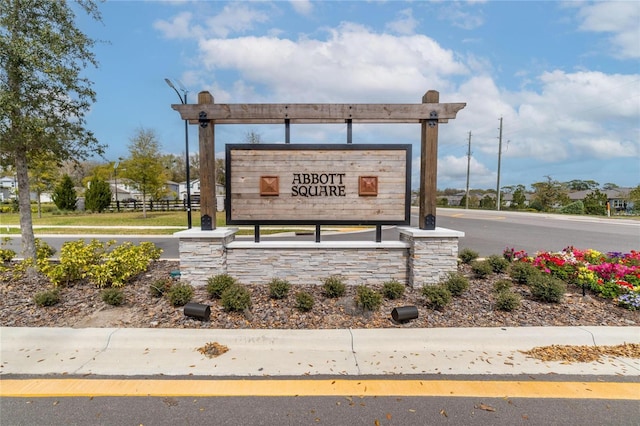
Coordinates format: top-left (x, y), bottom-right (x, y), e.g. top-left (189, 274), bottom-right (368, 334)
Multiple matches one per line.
top-left (1, 326), bottom-right (638, 377)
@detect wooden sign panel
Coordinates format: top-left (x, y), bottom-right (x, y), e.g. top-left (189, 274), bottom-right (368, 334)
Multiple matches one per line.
top-left (225, 144), bottom-right (411, 225)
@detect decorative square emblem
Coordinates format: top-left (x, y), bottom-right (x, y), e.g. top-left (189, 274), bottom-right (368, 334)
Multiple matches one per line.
top-left (260, 176), bottom-right (279, 196)
top-left (359, 176), bottom-right (378, 196)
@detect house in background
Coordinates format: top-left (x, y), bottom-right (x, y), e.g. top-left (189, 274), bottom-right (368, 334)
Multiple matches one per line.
top-left (179, 179), bottom-right (225, 211)
top-left (568, 187), bottom-right (634, 213)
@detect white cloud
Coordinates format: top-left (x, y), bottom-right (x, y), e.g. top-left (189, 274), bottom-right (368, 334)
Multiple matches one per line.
top-left (290, 0), bottom-right (313, 17)
top-left (197, 22), bottom-right (468, 102)
top-left (154, 11), bottom-right (200, 39)
top-left (576, 1), bottom-right (640, 59)
top-left (385, 8), bottom-right (419, 35)
top-left (437, 3), bottom-right (484, 30)
top-left (205, 4), bottom-right (270, 38)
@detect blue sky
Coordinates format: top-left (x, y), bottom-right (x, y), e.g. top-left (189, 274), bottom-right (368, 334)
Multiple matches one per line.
top-left (77, 0), bottom-right (639, 191)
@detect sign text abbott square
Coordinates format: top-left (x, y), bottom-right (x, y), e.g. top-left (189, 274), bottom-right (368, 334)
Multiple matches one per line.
top-left (225, 144), bottom-right (411, 225)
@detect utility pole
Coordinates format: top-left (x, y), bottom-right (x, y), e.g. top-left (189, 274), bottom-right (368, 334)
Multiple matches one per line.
top-left (465, 131), bottom-right (471, 210)
top-left (496, 117), bottom-right (503, 211)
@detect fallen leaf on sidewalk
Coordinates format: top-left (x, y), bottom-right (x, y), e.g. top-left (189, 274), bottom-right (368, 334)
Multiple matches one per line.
top-left (475, 403), bottom-right (496, 412)
top-left (197, 342), bottom-right (229, 358)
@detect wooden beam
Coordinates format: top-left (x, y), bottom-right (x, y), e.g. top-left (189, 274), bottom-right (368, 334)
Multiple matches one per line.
top-left (172, 102), bottom-right (465, 124)
top-left (198, 91), bottom-right (216, 230)
top-left (419, 90), bottom-right (439, 230)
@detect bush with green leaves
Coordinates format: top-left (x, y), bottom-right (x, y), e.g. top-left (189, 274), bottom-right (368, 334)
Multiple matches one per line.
top-left (382, 280), bottom-right (405, 300)
top-left (221, 284), bottom-right (252, 312)
top-left (268, 278), bottom-right (291, 300)
top-left (101, 288), bottom-right (125, 306)
top-left (421, 284), bottom-right (452, 310)
top-left (529, 274), bottom-right (566, 303)
top-left (508, 261), bottom-right (540, 285)
top-left (470, 260), bottom-right (493, 279)
top-left (322, 275), bottom-right (346, 298)
top-left (85, 176), bottom-right (112, 213)
top-left (150, 278), bottom-right (172, 298)
top-left (560, 200), bottom-right (585, 215)
top-left (495, 290), bottom-right (521, 311)
top-left (0, 237), bottom-right (16, 263)
top-left (52, 174), bottom-right (78, 211)
top-left (487, 255), bottom-right (510, 274)
top-left (167, 283), bottom-right (194, 307)
top-left (492, 279), bottom-right (513, 293)
top-left (443, 272), bottom-right (469, 296)
top-left (459, 248), bottom-right (479, 264)
top-left (42, 239), bottom-right (161, 287)
top-left (355, 285), bottom-right (383, 311)
top-left (295, 291), bottom-right (314, 312)
top-left (33, 289), bottom-right (60, 307)
top-left (206, 274), bottom-right (237, 299)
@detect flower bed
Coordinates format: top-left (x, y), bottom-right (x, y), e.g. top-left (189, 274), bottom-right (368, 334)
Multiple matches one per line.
top-left (504, 247), bottom-right (640, 311)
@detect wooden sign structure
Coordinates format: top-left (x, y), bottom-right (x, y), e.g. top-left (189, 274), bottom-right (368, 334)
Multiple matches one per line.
top-left (226, 144), bottom-right (411, 225)
top-left (171, 90), bottom-right (465, 231)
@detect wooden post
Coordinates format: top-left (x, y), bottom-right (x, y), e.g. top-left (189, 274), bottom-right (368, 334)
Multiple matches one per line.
top-left (198, 91), bottom-right (216, 230)
top-left (419, 90), bottom-right (439, 230)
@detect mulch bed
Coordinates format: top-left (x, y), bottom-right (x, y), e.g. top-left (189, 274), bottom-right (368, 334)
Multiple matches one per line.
top-left (0, 261), bottom-right (637, 329)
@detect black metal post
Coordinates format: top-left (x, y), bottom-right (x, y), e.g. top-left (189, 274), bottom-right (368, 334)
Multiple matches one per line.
top-left (165, 78), bottom-right (192, 229)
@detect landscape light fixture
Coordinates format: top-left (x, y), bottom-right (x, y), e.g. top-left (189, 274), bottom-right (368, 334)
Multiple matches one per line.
top-left (165, 78), bottom-right (192, 229)
top-left (391, 305), bottom-right (418, 322)
top-left (184, 302), bottom-right (211, 321)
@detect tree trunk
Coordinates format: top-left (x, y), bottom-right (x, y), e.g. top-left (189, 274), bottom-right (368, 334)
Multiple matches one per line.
top-left (15, 149), bottom-right (36, 262)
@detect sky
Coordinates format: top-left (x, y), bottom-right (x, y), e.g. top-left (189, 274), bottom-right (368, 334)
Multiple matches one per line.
top-left (76, 0), bottom-right (640, 191)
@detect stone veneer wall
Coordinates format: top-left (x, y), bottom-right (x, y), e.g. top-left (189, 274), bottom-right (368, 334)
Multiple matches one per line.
top-left (225, 242), bottom-right (408, 286)
top-left (398, 227), bottom-right (464, 287)
top-left (176, 227), bottom-right (464, 288)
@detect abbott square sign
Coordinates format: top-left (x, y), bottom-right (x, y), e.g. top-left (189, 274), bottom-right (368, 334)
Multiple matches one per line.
top-left (225, 144), bottom-right (411, 225)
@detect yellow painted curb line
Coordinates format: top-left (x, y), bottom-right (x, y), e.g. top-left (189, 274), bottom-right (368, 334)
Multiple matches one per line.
top-left (1, 379), bottom-right (638, 400)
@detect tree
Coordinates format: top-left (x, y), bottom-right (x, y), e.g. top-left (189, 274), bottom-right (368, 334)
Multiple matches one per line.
top-left (531, 176), bottom-right (569, 212)
top-left (629, 185), bottom-right (640, 213)
top-left (0, 0), bottom-right (104, 261)
top-left (121, 128), bottom-right (168, 218)
top-left (583, 189), bottom-right (608, 215)
top-left (511, 185), bottom-right (527, 210)
top-left (52, 174), bottom-right (77, 211)
top-left (29, 154), bottom-right (60, 218)
top-left (479, 194), bottom-right (496, 209)
top-left (602, 182), bottom-right (619, 191)
top-left (85, 176), bottom-right (111, 213)
top-left (566, 179), bottom-right (599, 191)
top-left (245, 130), bottom-right (263, 144)
top-left (215, 158), bottom-right (226, 186)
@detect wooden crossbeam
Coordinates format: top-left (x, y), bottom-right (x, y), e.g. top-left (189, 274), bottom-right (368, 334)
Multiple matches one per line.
top-left (172, 102), bottom-right (465, 124)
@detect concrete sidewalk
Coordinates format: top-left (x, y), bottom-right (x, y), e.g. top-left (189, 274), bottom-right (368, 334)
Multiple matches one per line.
top-left (1, 326), bottom-right (639, 377)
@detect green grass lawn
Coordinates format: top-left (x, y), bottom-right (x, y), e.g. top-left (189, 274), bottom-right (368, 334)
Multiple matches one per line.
top-left (0, 211), bottom-right (320, 236)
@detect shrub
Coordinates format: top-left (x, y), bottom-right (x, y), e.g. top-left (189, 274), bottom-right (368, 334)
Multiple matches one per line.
top-left (561, 200), bottom-right (585, 215)
top-left (101, 288), bottom-right (124, 306)
top-left (492, 279), bottom-right (513, 293)
top-left (33, 289), bottom-right (60, 307)
top-left (487, 255), bottom-right (510, 274)
top-left (470, 260), bottom-right (493, 279)
top-left (221, 285), bottom-right (252, 312)
top-left (167, 283), bottom-right (194, 307)
top-left (443, 272), bottom-right (469, 297)
top-left (495, 290), bottom-right (521, 311)
top-left (508, 261), bottom-right (540, 285)
top-left (150, 278), bottom-right (172, 298)
top-left (268, 278), bottom-right (291, 300)
top-left (529, 274), bottom-right (566, 303)
top-left (459, 248), bottom-right (479, 264)
top-left (355, 286), bottom-right (383, 312)
top-left (322, 275), bottom-right (346, 298)
top-left (0, 247), bottom-right (16, 262)
top-left (295, 291), bottom-right (314, 312)
top-left (421, 285), bottom-right (451, 310)
top-left (382, 280), bottom-right (405, 300)
top-left (206, 274), bottom-right (236, 299)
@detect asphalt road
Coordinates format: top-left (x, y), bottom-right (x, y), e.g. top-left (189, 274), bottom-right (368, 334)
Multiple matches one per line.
top-left (2, 375), bottom-right (638, 426)
top-left (2, 209), bottom-right (638, 258)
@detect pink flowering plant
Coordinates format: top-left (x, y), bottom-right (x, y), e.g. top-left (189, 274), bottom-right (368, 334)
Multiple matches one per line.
top-left (507, 247), bottom-right (640, 310)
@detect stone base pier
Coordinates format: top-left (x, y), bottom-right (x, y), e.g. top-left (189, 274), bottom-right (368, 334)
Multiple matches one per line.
top-left (176, 227), bottom-right (464, 288)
